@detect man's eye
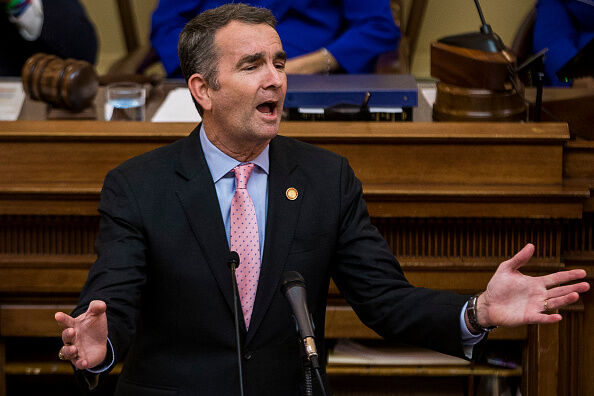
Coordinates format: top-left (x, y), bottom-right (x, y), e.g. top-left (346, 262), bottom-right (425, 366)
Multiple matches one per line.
top-left (275, 63), bottom-right (286, 70)
top-left (243, 65), bottom-right (257, 71)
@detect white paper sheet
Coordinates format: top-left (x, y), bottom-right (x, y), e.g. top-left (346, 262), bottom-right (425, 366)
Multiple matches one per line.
top-left (0, 81), bottom-right (25, 121)
top-left (421, 86), bottom-right (437, 107)
top-left (151, 87), bottom-right (202, 123)
top-left (329, 339), bottom-right (470, 366)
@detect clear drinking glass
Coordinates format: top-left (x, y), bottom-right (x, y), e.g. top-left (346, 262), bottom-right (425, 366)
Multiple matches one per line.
top-left (105, 82), bottom-right (146, 121)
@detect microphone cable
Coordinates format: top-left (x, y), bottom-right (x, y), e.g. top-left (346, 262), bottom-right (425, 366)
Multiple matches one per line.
top-left (314, 367), bottom-right (327, 396)
top-left (228, 251), bottom-right (245, 396)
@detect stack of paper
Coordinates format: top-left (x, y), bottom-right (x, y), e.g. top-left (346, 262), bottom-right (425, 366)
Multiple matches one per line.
top-left (0, 81), bottom-right (25, 121)
top-left (329, 339), bottom-right (470, 366)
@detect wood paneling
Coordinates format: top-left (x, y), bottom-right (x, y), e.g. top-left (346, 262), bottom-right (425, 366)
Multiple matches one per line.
top-left (375, 218), bottom-right (562, 266)
top-left (0, 120), bottom-right (591, 396)
top-left (0, 216), bottom-right (98, 256)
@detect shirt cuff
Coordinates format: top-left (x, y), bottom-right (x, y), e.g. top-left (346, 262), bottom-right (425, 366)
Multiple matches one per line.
top-left (8, 0), bottom-right (43, 41)
top-left (86, 337), bottom-right (115, 374)
top-left (460, 301), bottom-right (486, 359)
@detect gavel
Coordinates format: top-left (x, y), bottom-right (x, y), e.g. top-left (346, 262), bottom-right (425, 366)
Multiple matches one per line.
top-left (21, 53), bottom-right (99, 111)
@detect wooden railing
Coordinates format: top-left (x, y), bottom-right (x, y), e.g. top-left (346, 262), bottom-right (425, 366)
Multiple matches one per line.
top-left (1, 121), bottom-right (592, 396)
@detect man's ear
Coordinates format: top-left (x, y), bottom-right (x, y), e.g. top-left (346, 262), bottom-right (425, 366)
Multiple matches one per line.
top-left (188, 73), bottom-right (212, 111)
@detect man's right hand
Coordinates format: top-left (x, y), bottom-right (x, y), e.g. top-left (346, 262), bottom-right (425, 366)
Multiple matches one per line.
top-left (55, 300), bottom-right (108, 370)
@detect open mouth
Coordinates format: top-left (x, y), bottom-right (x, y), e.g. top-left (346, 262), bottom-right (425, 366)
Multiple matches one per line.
top-left (256, 101), bottom-right (277, 116)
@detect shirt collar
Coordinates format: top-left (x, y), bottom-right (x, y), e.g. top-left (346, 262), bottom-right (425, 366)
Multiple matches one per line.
top-left (199, 124), bottom-right (270, 183)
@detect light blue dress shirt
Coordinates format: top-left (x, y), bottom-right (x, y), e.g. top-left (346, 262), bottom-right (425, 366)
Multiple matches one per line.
top-left (199, 125), bottom-right (268, 256)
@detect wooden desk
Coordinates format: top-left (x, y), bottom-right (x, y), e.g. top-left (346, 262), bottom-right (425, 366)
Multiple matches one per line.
top-left (0, 120), bottom-right (592, 396)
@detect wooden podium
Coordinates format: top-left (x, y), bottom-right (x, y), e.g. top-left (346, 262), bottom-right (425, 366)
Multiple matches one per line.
top-left (0, 120), bottom-right (592, 395)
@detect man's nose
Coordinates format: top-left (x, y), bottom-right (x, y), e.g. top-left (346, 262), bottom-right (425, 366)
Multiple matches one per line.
top-left (262, 63), bottom-right (285, 89)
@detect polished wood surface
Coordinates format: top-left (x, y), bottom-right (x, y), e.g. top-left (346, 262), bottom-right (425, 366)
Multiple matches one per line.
top-left (430, 41), bottom-right (515, 90)
top-left (21, 54), bottom-right (99, 111)
top-left (0, 120), bottom-right (592, 396)
top-left (433, 82), bottom-right (526, 122)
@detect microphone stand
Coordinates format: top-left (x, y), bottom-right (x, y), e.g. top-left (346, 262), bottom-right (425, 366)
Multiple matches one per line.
top-left (299, 329), bottom-right (327, 396)
top-left (228, 252), bottom-right (245, 396)
top-left (516, 48), bottom-right (548, 122)
top-left (303, 353), bottom-right (314, 396)
top-left (474, 0), bottom-right (490, 35)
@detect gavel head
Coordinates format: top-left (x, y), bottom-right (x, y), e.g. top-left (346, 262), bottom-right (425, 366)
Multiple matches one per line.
top-left (21, 53), bottom-right (99, 111)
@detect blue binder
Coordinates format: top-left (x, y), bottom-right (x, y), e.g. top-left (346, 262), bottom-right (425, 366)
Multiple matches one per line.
top-left (284, 74), bottom-right (418, 109)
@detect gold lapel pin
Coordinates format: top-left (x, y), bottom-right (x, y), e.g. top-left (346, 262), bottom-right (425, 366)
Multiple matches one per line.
top-left (286, 187), bottom-right (298, 201)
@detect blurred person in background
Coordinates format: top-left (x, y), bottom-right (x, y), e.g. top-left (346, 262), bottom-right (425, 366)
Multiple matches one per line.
top-left (150, 0), bottom-right (401, 77)
top-left (533, 0), bottom-right (594, 87)
top-left (0, 0), bottom-right (97, 76)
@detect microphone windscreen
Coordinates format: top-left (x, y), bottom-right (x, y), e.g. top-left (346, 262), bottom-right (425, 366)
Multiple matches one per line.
top-left (228, 251), bottom-right (240, 268)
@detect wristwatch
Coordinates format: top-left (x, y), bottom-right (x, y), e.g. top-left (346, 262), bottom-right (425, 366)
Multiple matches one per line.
top-left (466, 293), bottom-right (497, 333)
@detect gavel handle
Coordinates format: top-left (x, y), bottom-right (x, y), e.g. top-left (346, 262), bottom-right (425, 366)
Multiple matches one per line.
top-left (98, 73), bottom-right (161, 87)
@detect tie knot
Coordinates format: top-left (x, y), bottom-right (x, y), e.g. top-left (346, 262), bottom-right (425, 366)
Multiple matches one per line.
top-left (234, 163), bottom-right (255, 189)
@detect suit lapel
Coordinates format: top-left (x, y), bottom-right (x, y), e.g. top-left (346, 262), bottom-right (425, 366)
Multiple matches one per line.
top-left (174, 126), bottom-right (238, 319)
top-left (246, 137), bottom-right (305, 344)
top-left (173, 131), bottom-right (306, 340)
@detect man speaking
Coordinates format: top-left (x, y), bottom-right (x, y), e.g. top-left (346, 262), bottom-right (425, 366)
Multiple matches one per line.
top-left (55, 4), bottom-right (590, 395)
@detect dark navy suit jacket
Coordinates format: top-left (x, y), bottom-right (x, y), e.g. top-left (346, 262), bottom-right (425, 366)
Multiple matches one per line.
top-left (74, 125), bottom-right (468, 395)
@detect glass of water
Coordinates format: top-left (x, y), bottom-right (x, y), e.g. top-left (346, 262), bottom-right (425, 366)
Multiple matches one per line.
top-left (105, 82), bottom-right (146, 121)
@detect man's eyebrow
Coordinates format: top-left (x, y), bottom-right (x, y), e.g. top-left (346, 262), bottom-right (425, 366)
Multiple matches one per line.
top-left (235, 50), bottom-right (287, 68)
top-left (236, 52), bottom-right (265, 68)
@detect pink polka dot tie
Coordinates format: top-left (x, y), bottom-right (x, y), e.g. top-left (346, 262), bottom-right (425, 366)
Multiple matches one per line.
top-left (230, 163), bottom-right (261, 329)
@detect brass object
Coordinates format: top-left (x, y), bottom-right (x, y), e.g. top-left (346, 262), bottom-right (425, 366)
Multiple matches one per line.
top-left (286, 187), bottom-right (298, 201)
top-left (21, 53), bottom-right (99, 111)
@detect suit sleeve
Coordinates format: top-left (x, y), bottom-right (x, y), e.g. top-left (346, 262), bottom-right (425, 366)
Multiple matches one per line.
top-left (73, 168), bottom-right (149, 368)
top-left (532, 0), bottom-right (578, 86)
top-left (325, 0), bottom-right (400, 73)
top-left (39, 0), bottom-right (97, 64)
top-left (331, 157), bottom-right (470, 359)
top-left (150, 0), bottom-right (203, 76)
top-left (532, 0), bottom-right (594, 87)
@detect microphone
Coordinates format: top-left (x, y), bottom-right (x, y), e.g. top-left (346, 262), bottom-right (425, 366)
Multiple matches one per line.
top-left (437, 0), bottom-right (505, 53)
top-left (228, 251), bottom-right (240, 270)
top-left (281, 271), bottom-right (319, 369)
top-left (473, 0), bottom-right (490, 35)
top-left (228, 251), bottom-right (244, 396)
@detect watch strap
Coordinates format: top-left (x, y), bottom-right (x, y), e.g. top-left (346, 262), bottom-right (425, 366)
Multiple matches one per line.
top-left (467, 293), bottom-right (497, 333)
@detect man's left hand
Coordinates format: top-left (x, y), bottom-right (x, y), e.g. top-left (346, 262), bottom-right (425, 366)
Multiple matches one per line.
top-left (476, 243), bottom-right (590, 328)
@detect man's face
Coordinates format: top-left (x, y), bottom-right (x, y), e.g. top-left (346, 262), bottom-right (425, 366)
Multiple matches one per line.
top-left (203, 21), bottom-right (287, 155)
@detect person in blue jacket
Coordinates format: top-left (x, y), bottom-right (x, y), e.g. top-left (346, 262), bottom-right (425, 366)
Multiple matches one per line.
top-left (532, 0), bottom-right (594, 86)
top-left (150, 0), bottom-right (401, 77)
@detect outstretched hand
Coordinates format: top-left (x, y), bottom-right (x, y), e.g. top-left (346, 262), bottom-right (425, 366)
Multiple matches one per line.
top-left (55, 300), bottom-right (108, 370)
top-left (476, 244), bottom-right (590, 328)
